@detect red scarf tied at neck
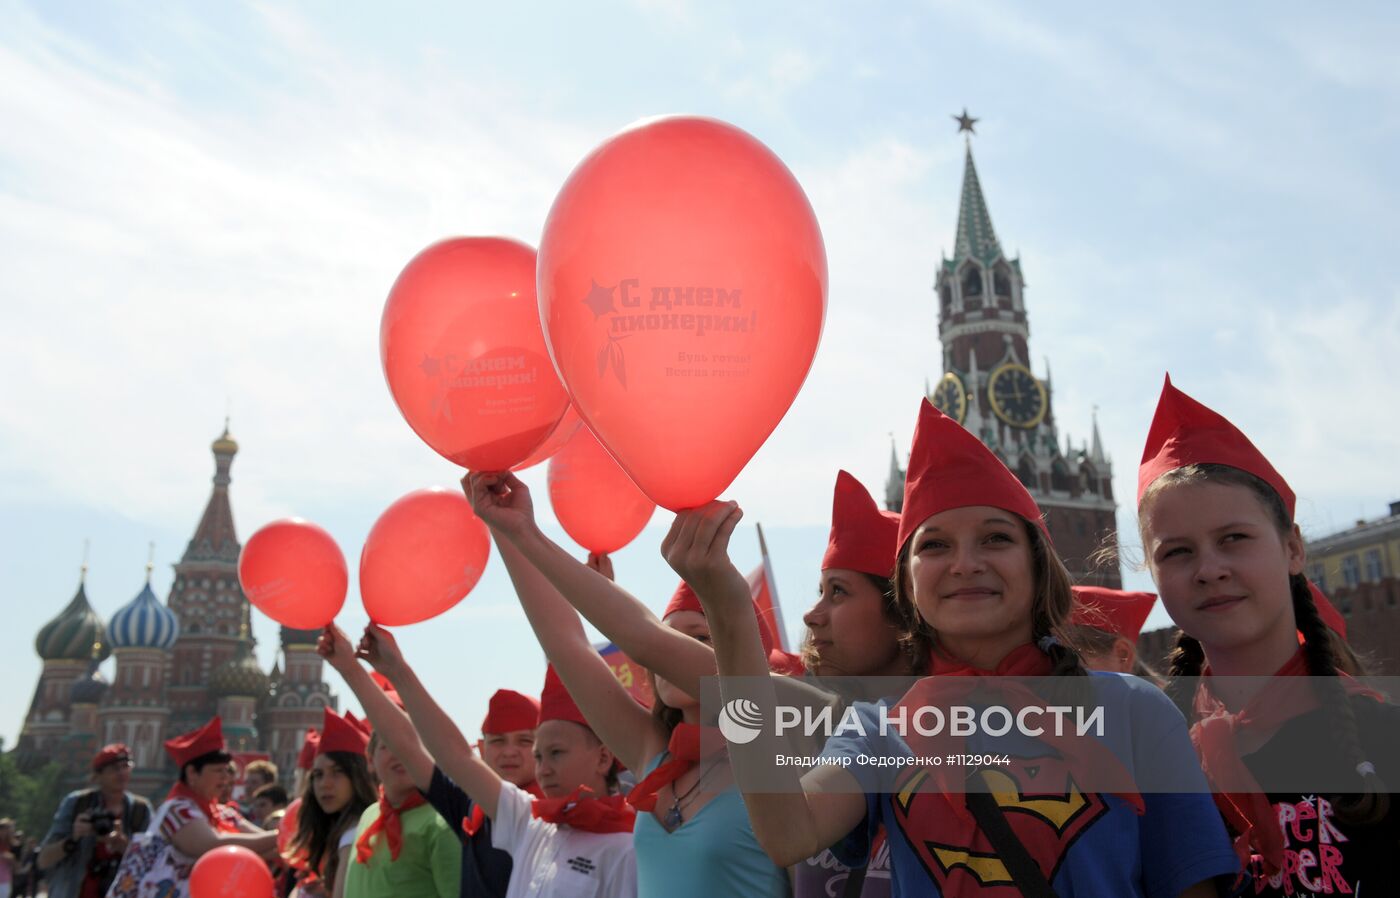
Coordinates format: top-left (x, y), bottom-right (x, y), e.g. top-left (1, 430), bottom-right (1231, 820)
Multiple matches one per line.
top-left (462, 781), bottom-right (543, 838)
top-left (165, 781), bottom-right (240, 833)
top-left (531, 786), bottom-right (635, 834)
top-left (356, 787), bottom-right (427, 863)
top-left (626, 723), bottom-right (725, 813)
top-left (1191, 648), bottom-right (1380, 876)
top-left (897, 643), bottom-right (1145, 820)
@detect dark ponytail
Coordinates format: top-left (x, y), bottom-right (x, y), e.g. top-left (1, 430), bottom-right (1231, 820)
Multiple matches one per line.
top-left (1165, 629), bottom-right (1206, 718)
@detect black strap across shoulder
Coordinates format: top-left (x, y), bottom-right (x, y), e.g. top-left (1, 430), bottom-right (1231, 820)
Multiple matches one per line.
top-left (965, 771), bottom-right (1059, 898)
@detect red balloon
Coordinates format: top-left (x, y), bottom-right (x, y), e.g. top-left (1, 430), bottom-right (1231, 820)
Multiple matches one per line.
top-left (382, 237), bottom-right (571, 470)
top-left (190, 845), bottom-right (273, 898)
top-left (239, 519), bottom-right (347, 630)
top-left (360, 488), bottom-right (491, 626)
top-left (538, 116), bottom-right (826, 510)
top-left (276, 798), bottom-right (303, 868)
top-left (547, 425), bottom-right (656, 554)
top-left (512, 404), bottom-right (582, 472)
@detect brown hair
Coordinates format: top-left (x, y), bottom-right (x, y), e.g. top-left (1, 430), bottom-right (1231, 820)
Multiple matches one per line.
top-left (1141, 463), bottom-right (1388, 824)
top-left (891, 515), bottom-right (1090, 679)
top-left (799, 573), bottom-right (928, 676)
top-left (287, 751), bottom-right (376, 887)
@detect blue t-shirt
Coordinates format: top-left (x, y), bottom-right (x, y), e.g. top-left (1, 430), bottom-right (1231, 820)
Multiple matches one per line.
top-left (632, 751), bottom-right (789, 898)
top-left (422, 766), bottom-right (514, 898)
top-left (820, 672), bottom-right (1241, 898)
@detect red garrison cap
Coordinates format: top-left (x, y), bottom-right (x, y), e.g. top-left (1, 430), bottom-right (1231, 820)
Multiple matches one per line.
top-left (163, 717), bottom-right (225, 768)
top-left (296, 729), bottom-right (321, 771)
top-left (482, 689), bottom-right (541, 736)
top-left (822, 470), bottom-right (900, 577)
top-left (370, 671), bottom-right (405, 709)
top-left (538, 664), bottom-right (592, 729)
top-left (318, 707), bottom-right (370, 757)
top-left (897, 399), bottom-right (1046, 554)
top-left (768, 649), bottom-right (806, 677)
top-left (1071, 586), bottom-right (1158, 643)
top-left (1137, 374), bottom-right (1295, 517)
top-left (663, 581), bottom-right (775, 657)
top-left (92, 743), bottom-right (132, 772)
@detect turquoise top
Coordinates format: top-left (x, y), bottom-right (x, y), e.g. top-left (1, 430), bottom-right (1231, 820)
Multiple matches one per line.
top-left (632, 750), bottom-right (789, 898)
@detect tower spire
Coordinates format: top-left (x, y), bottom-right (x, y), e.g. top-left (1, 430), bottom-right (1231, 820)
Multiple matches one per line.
top-left (185, 424), bottom-right (241, 563)
top-left (1090, 405), bottom-right (1107, 465)
top-left (950, 113), bottom-right (1005, 268)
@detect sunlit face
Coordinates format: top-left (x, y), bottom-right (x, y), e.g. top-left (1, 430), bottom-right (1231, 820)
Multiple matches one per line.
top-left (185, 759), bottom-right (231, 801)
top-left (532, 720), bottom-right (612, 799)
top-left (907, 506), bottom-right (1035, 658)
top-left (1079, 635), bottom-right (1136, 674)
top-left (1141, 481), bottom-right (1304, 657)
top-left (252, 796), bottom-right (276, 822)
top-left (370, 741), bottom-right (415, 798)
top-left (653, 610), bottom-right (708, 711)
top-left (245, 769), bottom-right (274, 793)
top-left (96, 758), bottom-right (133, 792)
top-left (803, 569), bottom-right (902, 676)
top-left (481, 730), bottom-right (537, 788)
top-left (310, 754), bottom-right (354, 815)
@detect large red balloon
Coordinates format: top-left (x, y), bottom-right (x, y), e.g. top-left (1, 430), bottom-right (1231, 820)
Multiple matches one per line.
top-left (512, 404), bottom-right (582, 472)
top-left (190, 845), bottom-right (274, 898)
top-left (239, 519), bottom-right (347, 630)
top-left (538, 116), bottom-right (826, 510)
top-left (360, 488), bottom-right (491, 626)
top-left (547, 426), bottom-right (655, 554)
top-left (382, 237), bottom-right (570, 470)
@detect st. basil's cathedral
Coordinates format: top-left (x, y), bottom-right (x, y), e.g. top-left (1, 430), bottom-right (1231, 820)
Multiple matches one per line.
top-left (16, 427), bottom-right (337, 798)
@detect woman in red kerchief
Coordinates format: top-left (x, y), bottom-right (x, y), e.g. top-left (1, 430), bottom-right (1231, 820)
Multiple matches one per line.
top-left (285, 709), bottom-right (376, 898)
top-left (1136, 375), bottom-right (1400, 896)
top-left (671, 399), bottom-right (1241, 897)
top-left (114, 717), bottom-right (276, 898)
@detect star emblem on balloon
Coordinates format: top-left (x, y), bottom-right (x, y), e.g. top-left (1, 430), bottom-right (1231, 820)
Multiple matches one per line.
top-left (582, 279), bottom-right (617, 319)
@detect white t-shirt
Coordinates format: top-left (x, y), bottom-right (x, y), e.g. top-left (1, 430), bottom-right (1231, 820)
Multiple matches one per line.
top-left (492, 781), bottom-right (637, 898)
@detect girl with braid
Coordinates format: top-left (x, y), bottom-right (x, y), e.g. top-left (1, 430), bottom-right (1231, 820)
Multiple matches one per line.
top-left (675, 399), bottom-right (1239, 897)
top-left (1137, 375), bottom-right (1400, 895)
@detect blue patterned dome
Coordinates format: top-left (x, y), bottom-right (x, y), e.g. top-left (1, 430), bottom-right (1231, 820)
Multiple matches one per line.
top-left (108, 581), bottom-right (180, 651)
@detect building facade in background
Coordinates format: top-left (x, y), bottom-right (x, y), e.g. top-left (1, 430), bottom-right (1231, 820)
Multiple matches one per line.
top-left (887, 118), bottom-right (1121, 587)
top-left (15, 427), bottom-right (335, 797)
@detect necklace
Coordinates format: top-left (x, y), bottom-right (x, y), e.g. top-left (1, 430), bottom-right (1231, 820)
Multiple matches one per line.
top-left (661, 756), bottom-right (724, 830)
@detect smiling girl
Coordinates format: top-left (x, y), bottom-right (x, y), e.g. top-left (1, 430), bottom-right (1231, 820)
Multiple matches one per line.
top-left (1136, 375), bottom-right (1400, 895)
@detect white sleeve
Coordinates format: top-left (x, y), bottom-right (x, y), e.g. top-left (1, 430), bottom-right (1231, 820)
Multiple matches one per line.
top-left (488, 780), bottom-right (534, 858)
top-left (338, 827), bottom-right (357, 851)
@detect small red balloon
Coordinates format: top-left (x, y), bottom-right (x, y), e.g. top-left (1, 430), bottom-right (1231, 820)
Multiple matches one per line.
top-left (360, 488), bottom-right (491, 626)
top-left (277, 798), bottom-right (303, 868)
top-left (239, 519), bottom-right (347, 630)
top-left (548, 426), bottom-right (655, 555)
top-left (512, 404), bottom-right (582, 472)
top-left (382, 237), bottom-right (571, 470)
top-left (539, 116), bottom-right (826, 510)
top-left (190, 845), bottom-right (274, 898)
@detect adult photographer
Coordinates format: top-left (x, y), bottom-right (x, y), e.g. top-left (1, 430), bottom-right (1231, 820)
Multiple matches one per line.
top-left (37, 744), bottom-right (152, 898)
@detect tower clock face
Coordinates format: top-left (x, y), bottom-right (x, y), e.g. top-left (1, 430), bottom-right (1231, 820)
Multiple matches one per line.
top-left (930, 372), bottom-right (967, 423)
top-left (987, 364), bottom-right (1047, 429)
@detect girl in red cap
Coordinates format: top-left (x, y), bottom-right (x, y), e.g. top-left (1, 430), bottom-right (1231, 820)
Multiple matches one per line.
top-left (112, 717), bottom-right (276, 898)
top-left (1069, 586), bottom-right (1161, 679)
top-left (1136, 375), bottom-right (1400, 896)
top-left (671, 399), bottom-right (1242, 898)
top-left (284, 709), bottom-right (376, 898)
top-left (463, 470), bottom-right (786, 898)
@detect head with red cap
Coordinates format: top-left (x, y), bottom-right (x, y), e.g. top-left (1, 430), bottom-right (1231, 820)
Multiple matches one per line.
top-left (1135, 376), bottom-right (1346, 671)
top-left (802, 471), bottom-right (913, 677)
top-left (480, 689), bottom-right (539, 789)
top-left (892, 400), bottom-right (1081, 672)
top-left (1070, 587), bottom-right (1158, 674)
top-left (534, 666), bottom-right (616, 799)
top-left (289, 709), bottom-right (376, 883)
top-left (164, 717), bottom-right (233, 800)
top-left (91, 743), bottom-right (134, 794)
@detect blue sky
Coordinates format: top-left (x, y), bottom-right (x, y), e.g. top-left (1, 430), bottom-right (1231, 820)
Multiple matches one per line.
top-left (3, 1), bottom-right (1398, 746)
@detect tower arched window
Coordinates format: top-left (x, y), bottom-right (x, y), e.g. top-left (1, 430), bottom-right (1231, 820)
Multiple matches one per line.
top-left (1080, 463), bottom-right (1099, 496)
top-left (961, 265), bottom-right (984, 299)
top-left (993, 262), bottom-right (1012, 298)
top-left (1050, 460), bottom-right (1072, 493)
top-left (940, 283), bottom-right (953, 313)
top-left (1016, 455), bottom-right (1036, 490)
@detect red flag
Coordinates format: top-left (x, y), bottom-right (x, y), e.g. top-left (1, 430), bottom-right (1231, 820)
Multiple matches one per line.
top-left (746, 523), bottom-right (788, 653)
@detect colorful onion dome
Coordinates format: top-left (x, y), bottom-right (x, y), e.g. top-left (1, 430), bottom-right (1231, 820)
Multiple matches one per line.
top-left (210, 641), bottom-right (269, 698)
top-left (108, 579), bottom-right (180, 651)
top-left (36, 579), bottom-right (110, 662)
top-left (70, 661), bottom-right (110, 704)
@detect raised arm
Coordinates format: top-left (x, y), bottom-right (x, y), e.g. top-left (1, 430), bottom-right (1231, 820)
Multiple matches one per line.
top-left (663, 501), bottom-right (866, 866)
top-left (317, 625), bottom-right (434, 791)
top-left (354, 624), bottom-right (508, 820)
top-left (464, 472), bottom-right (664, 773)
top-left (464, 471), bottom-right (720, 701)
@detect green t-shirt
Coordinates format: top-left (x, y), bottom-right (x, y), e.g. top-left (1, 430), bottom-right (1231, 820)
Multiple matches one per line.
top-left (345, 801), bottom-right (462, 898)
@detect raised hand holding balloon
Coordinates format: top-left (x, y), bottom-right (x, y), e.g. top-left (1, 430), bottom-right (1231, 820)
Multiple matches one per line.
top-left (239, 519), bottom-right (348, 629)
top-left (359, 488), bottom-right (491, 627)
top-left (538, 116), bottom-right (827, 510)
top-left (381, 237), bottom-right (571, 470)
